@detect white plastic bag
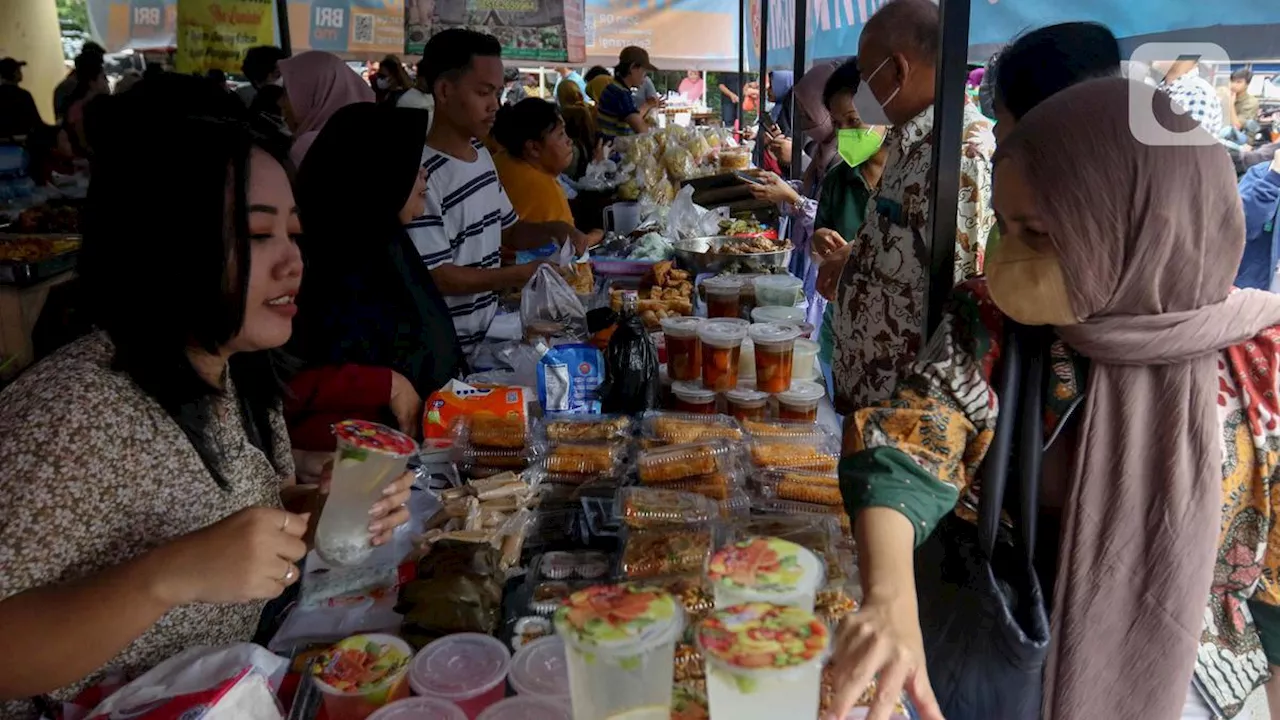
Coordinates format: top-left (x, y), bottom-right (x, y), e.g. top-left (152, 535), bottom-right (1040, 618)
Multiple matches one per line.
top-left (665, 185), bottom-right (729, 241)
top-left (519, 246), bottom-right (587, 340)
top-left (86, 644), bottom-right (287, 720)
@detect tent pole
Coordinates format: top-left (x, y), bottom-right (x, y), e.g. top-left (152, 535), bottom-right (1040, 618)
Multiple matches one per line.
top-left (737, 0), bottom-right (745, 129)
top-left (790, 0), bottom-right (807, 176)
top-left (922, 0), bottom-right (970, 339)
top-left (276, 0), bottom-right (292, 55)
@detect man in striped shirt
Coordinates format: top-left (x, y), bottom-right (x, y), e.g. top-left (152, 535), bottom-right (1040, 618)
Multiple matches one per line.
top-left (408, 29), bottom-right (591, 358)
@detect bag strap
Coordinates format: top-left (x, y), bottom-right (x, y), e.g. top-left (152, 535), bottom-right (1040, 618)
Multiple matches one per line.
top-left (976, 321), bottom-right (1047, 559)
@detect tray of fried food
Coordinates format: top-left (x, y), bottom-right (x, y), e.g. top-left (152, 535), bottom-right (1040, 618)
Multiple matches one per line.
top-left (719, 488), bottom-right (752, 519)
top-left (754, 468), bottom-right (842, 506)
top-left (541, 441), bottom-right (626, 476)
top-left (619, 524), bottom-right (716, 579)
top-left (639, 574), bottom-right (715, 623)
top-left (538, 413), bottom-right (633, 443)
top-left (453, 414), bottom-right (530, 450)
top-left (749, 429), bottom-right (839, 472)
top-left (742, 419), bottom-right (834, 440)
top-left (673, 643), bottom-right (706, 685)
top-left (619, 486), bottom-right (719, 529)
top-left (649, 472), bottom-right (740, 500)
top-left (613, 259), bottom-right (696, 330)
top-left (815, 586), bottom-right (857, 626)
top-left (523, 460), bottom-right (616, 488)
top-left (753, 498), bottom-right (852, 538)
top-left (640, 411), bottom-right (743, 445)
top-left (635, 440), bottom-right (740, 485)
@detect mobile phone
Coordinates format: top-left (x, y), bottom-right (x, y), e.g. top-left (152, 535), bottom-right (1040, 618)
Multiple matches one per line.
top-left (760, 114), bottom-right (779, 133)
top-left (735, 171), bottom-right (766, 186)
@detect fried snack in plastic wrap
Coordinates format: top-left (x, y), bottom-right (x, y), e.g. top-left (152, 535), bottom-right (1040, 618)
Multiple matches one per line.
top-left (620, 526), bottom-right (714, 579)
top-left (658, 473), bottom-right (736, 500)
top-left (819, 667), bottom-right (907, 718)
top-left (544, 442), bottom-right (622, 475)
top-left (637, 441), bottom-right (735, 484)
top-left (757, 470), bottom-right (842, 506)
top-left (647, 413), bottom-right (743, 445)
top-left (673, 642), bottom-right (706, 685)
top-left (644, 574), bottom-right (715, 624)
top-left (750, 441), bottom-right (838, 472)
top-left (542, 415), bottom-right (633, 442)
top-left (467, 415), bottom-right (528, 449)
top-left (620, 487), bottom-right (718, 528)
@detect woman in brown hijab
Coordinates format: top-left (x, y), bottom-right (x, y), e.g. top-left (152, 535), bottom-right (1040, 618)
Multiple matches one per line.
top-left (830, 76), bottom-right (1280, 720)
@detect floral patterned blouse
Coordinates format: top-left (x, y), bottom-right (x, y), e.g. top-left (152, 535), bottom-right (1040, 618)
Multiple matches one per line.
top-left (0, 333), bottom-right (293, 720)
top-left (840, 280), bottom-right (1280, 718)
top-left (831, 102), bottom-right (996, 415)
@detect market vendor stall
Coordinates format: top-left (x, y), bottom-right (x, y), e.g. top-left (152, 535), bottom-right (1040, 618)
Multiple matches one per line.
top-left (0, 203), bottom-right (83, 382)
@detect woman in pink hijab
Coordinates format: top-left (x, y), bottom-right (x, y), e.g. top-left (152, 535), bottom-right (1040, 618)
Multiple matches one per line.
top-left (279, 51), bottom-right (375, 165)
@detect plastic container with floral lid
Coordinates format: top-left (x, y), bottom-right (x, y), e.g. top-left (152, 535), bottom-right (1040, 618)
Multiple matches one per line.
top-left (553, 583), bottom-right (684, 720)
top-left (696, 603), bottom-right (830, 720)
top-left (317, 421), bottom-right (418, 566)
top-left (707, 536), bottom-right (825, 611)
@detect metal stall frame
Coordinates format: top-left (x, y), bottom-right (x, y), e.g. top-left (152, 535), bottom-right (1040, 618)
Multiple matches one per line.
top-left (923, 0), bottom-right (972, 339)
top-left (790, 0), bottom-right (807, 174)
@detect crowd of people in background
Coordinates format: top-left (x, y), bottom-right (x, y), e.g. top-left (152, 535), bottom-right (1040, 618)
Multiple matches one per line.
top-left (4, 1), bottom-right (1280, 717)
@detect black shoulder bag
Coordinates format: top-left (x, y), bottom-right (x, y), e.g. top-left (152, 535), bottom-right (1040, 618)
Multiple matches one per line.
top-left (911, 322), bottom-right (1052, 719)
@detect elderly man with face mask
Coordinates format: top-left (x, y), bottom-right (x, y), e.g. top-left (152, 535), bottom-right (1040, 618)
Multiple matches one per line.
top-left (826, 0), bottom-right (996, 418)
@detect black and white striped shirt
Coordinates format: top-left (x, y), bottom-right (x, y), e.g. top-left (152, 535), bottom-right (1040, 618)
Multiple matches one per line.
top-left (408, 141), bottom-right (518, 358)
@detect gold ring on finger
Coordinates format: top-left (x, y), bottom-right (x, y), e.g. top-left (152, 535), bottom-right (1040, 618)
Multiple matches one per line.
top-left (280, 513), bottom-right (289, 533)
top-left (281, 565), bottom-right (295, 583)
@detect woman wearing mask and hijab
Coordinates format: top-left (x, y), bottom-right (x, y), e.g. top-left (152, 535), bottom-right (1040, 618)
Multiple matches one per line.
top-left (374, 55), bottom-right (412, 106)
top-left (286, 104), bottom-right (464, 469)
top-left (279, 50), bottom-right (375, 165)
top-left (829, 76), bottom-right (1280, 720)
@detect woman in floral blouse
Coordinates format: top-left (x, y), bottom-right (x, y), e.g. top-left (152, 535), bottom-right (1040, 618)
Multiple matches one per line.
top-left (0, 78), bottom-right (411, 718)
top-left (830, 78), bottom-right (1280, 720)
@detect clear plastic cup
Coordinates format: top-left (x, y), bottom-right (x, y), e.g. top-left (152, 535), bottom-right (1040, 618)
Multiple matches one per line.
top-left (312, 634), bottom-right (414, 720)
top-left (775, 382), bottom-right (825, 423)
top-left (723, 387), bottom-right (769, 422)
top-left (661, 316), bottom-right (704, 382)
top-left (706, 536), bottom-right (826, 611)
top-left (791, 339), bottom-right (819, 382)
top-left (748, 323), bottom-right (801, 394)
top-left (752, 275), bottom-right (803, 307)
top-left (368, 697), bottom-right (468, 720)
top-left (698, 318), bottom-right (749, 391)
top-left (508, 636), bottom-right (571, 701)
top-left (697, 604), bottom-right (830, 720)
top-left (553, 584), bottom-right (685, 720)
top-left (751, 306), bottom-right (805, 324)
top-left (410, 633), bottom-right (512, 719)
top-left (476, 696), bottom-right (572, 720)
top-left (670, 381), bottom-right (718, 414)
top-left (703, 276), bottom-right (743, 319)
top-left (316, 420), bottom-right (418, 567)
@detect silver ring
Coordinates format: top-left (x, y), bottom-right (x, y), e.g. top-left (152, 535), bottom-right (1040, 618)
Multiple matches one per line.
top-left (281, 566), bottom-right (295, 583)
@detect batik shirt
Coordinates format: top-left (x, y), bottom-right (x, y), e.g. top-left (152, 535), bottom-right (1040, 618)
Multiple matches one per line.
top-left (1161, 66), bottom-right (1224, 137)
top-left (831, 102), bottom-right (995, 414)
top-left (840, 279), bottom-right (1280, 719)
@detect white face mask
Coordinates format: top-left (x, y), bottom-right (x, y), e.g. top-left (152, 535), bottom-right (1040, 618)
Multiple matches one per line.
top-left (852, 56), bottom-right (901, 126)
top-left (376, 76), bottom-right (391, 90)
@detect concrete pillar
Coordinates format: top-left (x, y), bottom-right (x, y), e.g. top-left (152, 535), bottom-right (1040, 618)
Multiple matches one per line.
top-left (0, 0), bottom-right (65, 124)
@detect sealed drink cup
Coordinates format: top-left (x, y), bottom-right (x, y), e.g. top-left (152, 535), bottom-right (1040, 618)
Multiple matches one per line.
top-left (697, 604), bottom-right (830, 720)
top-left (751, 306), bottom-right (805, 324)
top-left (706, 536), bottom-right (826, 611)
top-left (410, 633), bottom-right (511, 719)
top-left (553, 583), bottom-right (684, 720)
top-left (752, 275), bottom-right (803, 307)
top-left (476, 696), bottom-right (572, 720)
top-left (311, 634), bottom-right (413, 720)
top-left (315, 420), bottom-right (418, 567)
top-left (368, 697), bottom-right (468, 720)
top-left (723, 387), bottom-right (769, 422)
top-left (661, 316), bottom-right (704, 382)
top-left (791, 339), bottom-right (820, 382)
top-left (698, 318), bottom-right (749, 391)
top-left (748, 323), bottom-right (800, 394)
top-left (775, 382), bottom-right (825, 423)
top-left (670, 381), bottom-right (718, 414)
top-left (703, 276), bottom-right (743, 319)
top-left (508, 636), bottom-right (571, 701)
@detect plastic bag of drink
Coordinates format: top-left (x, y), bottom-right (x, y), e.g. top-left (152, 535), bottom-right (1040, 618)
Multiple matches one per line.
top-left (598, 291), bottom-right (660, 414)
top-left (85, 644), bottom-right (287, 720)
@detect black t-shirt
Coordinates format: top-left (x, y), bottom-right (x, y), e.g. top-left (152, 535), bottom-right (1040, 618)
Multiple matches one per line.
top-left (717, 73), bottom-right (741, 120)
top-left (0, 84), bottom-right (42, 138)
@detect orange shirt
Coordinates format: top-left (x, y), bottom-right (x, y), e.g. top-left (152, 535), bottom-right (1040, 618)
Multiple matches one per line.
top-left (492, 151), bottom-right (573, 225)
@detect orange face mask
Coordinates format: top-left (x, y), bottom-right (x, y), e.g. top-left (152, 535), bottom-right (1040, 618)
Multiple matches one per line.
top-left (985, 229), bottom-right (1080, 327)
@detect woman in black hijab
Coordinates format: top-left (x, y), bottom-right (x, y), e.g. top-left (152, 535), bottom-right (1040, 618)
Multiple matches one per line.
top-left (286, 102), bottom-right (464, 458)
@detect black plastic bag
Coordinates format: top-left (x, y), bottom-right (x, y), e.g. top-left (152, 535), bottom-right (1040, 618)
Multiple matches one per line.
top-left (598, 292), bottom-right (659, 414)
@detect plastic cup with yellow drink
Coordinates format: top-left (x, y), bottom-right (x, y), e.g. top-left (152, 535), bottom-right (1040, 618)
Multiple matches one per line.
top-left (552, 583), bottom-right (684, 720)
top-left (707, 536), bottom-right (825, 612)
top-left (697, 603), bottom-right (830, 720)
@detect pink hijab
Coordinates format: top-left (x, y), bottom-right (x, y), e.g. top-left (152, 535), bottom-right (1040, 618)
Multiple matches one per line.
top-left (280, 51), bottom-right (375, 165)
top-left (998, 76), bottom-right (1280, 720)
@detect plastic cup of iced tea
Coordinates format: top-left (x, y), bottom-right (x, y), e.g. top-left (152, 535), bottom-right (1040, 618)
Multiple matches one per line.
top-left (661, 316), bottom-right (704, 383)
top-left (774, 381), bottom-right (825, 423)
top-left (703, 277), bottom-right (743, 319)
top-left (724, 386), bottom-right (769, 422)
top-left (698, 318), bottom-right (749, 391)
top-left (748, 323), bottom-right (801, 394)
top-left (671, 381), bottom-right (719, 414)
